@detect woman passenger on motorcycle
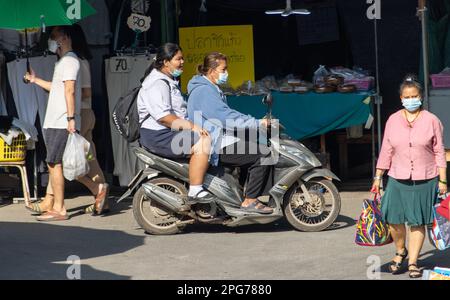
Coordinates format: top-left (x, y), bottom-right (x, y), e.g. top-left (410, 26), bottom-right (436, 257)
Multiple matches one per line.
top-left (138, 43), bottom-right (212, 203)
top-left (187, 52), bottom-right (273, 214)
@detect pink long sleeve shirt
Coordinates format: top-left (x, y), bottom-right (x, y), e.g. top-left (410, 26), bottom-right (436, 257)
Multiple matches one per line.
top-left (376, 110), bottom-right (446, 180)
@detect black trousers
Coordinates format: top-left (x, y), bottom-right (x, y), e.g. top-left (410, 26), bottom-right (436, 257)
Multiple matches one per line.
top-left (219, 141), bottom-right (272, 199)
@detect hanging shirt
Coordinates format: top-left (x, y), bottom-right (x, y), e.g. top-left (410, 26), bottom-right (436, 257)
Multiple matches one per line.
top-left (105, 54), bottom-right (154, 186)
top-left (377, 109), bottom-right (447, 180)
top-left (7, 55), bottom-right (57, 127)
top-left (0, 29), bottom-right (41, 52)
top-left (78, 0), bottom-right (112, 46)
top-left (43, 52), bottom-right (81, 130)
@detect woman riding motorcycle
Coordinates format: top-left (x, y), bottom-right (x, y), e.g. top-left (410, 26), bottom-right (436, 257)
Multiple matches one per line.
top-left (187, 52), bottom-right (273, 214)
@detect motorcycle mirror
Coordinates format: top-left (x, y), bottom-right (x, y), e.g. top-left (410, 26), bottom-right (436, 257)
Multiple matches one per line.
top-left (262, 93), bottom-right (273, 106)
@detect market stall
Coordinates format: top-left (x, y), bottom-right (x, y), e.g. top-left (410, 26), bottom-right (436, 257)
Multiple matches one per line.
top-left (227, 91), bottom-right (372, 141)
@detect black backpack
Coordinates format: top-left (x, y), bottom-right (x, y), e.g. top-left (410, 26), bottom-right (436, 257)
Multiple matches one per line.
top-left (111, 78), bottom-right (170, 143)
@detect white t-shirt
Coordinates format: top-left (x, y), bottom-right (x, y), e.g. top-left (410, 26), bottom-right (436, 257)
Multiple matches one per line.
top-left (80, 59), bottom-right (92, 109)
top-left (43, 52), bottom-right (81, 130)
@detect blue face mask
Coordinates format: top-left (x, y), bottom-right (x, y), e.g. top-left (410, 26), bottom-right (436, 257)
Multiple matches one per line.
top-left (217, 71), bottom-right (229, 85)
top-left (402, 97), bottom-right (422, 112)
top-left (170, 68), bottom-right (183, 78)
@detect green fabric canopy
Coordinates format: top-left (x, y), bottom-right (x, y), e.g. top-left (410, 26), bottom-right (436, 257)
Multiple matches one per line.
top-left (0, 0), bottom-right (96, 30)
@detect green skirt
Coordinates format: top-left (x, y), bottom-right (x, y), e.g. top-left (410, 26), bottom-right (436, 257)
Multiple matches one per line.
top-left (381, 177), bottom-right (438, 226)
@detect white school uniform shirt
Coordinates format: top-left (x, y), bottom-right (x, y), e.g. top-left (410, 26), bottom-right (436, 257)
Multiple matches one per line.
top-left (138, 69), bottom-right (187, 131)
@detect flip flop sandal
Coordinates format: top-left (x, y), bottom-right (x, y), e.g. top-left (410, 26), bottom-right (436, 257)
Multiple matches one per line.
top-left (25, 202), bottom-right (47, 215)
top-left (36, 211), bottom-right (69, 222)
top-left (241, 200), bottom-right (273, 215)
top-left (84, 204), bottom-right (110, 215)
top-left (93, 183), bottom-right (110, 216)
top-left (84, 204), bottom-right (95, 214)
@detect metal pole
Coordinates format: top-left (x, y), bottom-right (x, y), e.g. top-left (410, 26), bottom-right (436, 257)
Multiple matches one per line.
top-left (419, 4), bottom-right (430, 109)
top-left (33, 149), bottom-right (38, 200)
top-left (373, 16), bottom-right (382, 178)
top-left (371, 99), bottom-right (376, 178)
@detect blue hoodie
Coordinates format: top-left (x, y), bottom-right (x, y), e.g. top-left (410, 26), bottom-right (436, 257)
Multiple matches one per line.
top-left (187, 75), bottom-right (260, 166)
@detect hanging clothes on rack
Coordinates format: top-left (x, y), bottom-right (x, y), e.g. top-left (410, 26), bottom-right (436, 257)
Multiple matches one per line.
top-left (78, 0), bottom-right (112, 46)
top-left (0, 29), bottom-right (41, 52)
top-left (0, 52), bottom-right (6, 115)
top-left (7, 55), bottom-right (57, 129)
top-left (105, 53), bottom-right (154, 186)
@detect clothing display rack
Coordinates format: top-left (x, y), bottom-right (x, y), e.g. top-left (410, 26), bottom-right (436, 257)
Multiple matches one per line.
top-left (1, 47), bottom-right (52, 203)
top-left (114, 45), bottom-right (156, 57)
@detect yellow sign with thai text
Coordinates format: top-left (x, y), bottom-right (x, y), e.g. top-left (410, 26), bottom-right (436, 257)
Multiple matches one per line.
top-left (179, 25), bottom-right (255, 93)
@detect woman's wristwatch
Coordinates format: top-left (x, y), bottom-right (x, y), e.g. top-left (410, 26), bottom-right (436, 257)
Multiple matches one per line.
top-left (439, 179), bottom-right (447, 184)
top-left (373, 176), bottom-right (382, 181)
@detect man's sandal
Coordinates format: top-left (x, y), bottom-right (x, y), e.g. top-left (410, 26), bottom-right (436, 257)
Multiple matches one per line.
top-left (36, 210), bottom-right (69, 222)
top-left (25, 202), bottom-right (47, 215)
top-left (84, 204), bottom-right (110, 215)
top-left (389, 248), bottom-right (408, 274)
top-left (408, 264), bottom-right (423, 279)
top-left (241, 200), bottom-right (273, 214)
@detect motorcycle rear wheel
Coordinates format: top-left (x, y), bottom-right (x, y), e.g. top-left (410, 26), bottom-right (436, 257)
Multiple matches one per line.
top-left (283, 179), bottom-right (341, 232)
top-left (133, 177), bottom-right (187, 235)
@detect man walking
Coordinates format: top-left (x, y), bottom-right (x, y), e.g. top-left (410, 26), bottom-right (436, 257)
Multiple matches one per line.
top-left (25, 26), bottom-right (81, 221)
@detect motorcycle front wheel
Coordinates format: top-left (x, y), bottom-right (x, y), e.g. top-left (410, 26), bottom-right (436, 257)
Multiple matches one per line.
top-left (133, 177), bottom-right (188, 235)
top-left (283, 179), bottom-right (341, 232)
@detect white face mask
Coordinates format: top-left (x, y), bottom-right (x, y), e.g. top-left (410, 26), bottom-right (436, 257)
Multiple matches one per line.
top-left (48, 39), bottom-right (59, 53)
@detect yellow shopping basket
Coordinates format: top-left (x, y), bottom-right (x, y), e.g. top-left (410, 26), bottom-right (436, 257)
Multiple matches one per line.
top-left (0, 133), bottom-right (27, 162)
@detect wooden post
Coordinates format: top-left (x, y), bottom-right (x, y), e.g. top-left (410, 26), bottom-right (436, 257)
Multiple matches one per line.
top-left (419, 0), bottom-right (426, 9)
top-left (320, 134), bottom-right (326, 154)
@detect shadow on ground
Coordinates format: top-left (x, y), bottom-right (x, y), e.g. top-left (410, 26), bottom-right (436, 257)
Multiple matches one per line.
top-left (379, 245), bottom-right (450, 275)
top-left (167, 213), bottom-right (356, 235)
top-left (0, 222), bottom-right (144, 279)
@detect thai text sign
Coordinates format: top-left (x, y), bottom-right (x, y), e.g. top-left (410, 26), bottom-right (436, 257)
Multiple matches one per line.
top-left (179, 25), bottom-right (255, 93)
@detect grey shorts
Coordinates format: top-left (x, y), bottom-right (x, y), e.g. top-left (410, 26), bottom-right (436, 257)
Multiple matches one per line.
top-left (43, 128), bottom-right (69, 165)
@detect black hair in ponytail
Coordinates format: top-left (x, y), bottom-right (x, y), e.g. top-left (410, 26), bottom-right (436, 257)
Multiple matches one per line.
top-left (141, 43), bottom-right (182, 82)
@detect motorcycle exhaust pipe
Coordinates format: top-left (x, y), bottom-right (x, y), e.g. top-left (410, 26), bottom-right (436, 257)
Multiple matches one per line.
top-left (142, 183), bottom-right (187, 213)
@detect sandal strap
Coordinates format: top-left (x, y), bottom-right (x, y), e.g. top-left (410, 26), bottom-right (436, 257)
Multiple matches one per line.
top-left (395, 249), bottom-right (408, 258)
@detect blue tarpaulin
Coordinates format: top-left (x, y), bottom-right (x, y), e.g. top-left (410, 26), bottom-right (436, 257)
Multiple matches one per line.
top-left (227, 91), bottom-right (372, 140)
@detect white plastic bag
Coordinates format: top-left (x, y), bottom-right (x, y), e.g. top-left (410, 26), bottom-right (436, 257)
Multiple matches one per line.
top-left (62, 133), bottom-right (91, 181)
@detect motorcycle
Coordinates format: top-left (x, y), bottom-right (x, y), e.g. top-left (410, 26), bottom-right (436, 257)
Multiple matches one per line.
top-left (117, 93), bottom-right (341, 235)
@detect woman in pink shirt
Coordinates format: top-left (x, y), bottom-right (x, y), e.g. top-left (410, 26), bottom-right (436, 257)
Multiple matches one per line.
top-left (372, 75), bottom-right (447, 278)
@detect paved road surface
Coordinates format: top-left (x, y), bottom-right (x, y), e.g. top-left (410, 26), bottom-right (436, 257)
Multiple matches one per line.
top-left (0, 191), bottom-right (448, 280)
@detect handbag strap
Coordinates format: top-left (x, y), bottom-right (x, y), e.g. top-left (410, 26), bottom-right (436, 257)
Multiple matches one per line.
top-left (373, 192), bottom-right (381, 205)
